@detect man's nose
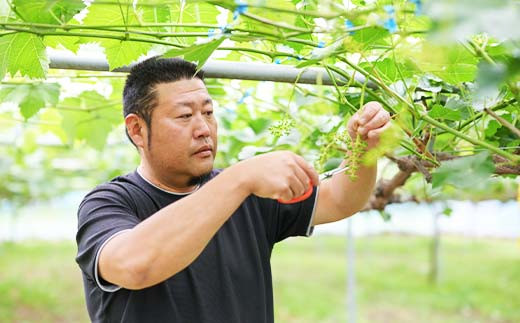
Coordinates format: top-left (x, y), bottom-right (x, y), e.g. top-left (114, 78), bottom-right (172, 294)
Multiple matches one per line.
top-left (193, 114), bottom-right (211, 139)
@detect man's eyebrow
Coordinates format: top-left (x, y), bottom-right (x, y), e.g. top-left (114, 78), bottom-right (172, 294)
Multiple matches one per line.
top-left (175, 98), bottom-right (213, 107)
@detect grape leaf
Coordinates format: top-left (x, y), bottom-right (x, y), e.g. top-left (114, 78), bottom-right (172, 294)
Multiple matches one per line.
top-left (428, 104), bottom-right (462, 121)
top-left (163, 38), bottom-right (225, 71)
top-left (59, 91), bottom-right (121, 150)
top-left (360, 58), bottom-right (413, 83)
top-left (44, 35), bottom-right (81, 53)
top-left (0, 32), bottom-right (48, 80)
top-left (0, 82), bottom-right (60, 119)
top-left (13, 0), bottom-right (85, 24)
top-left (484, 120), bottom-right (501, 138)
top-left (412, 44), bottom-right (478, 84)
top-left (432, 152), bottom-right (496, 189)
top-left (178, 2), bottom-right (220, 25)
top-left (286, 0), bottom-right (315, 52)
top-left (76, 118), bottom-right (114, 150)
top-left (81, 3), bottom-right (154, 70)
top-left (103, 40), bottom-right (151, 71)
top-left (142, 4), bottom-right (171, 23)
top-left (351, 27), bottom-right (390, 49)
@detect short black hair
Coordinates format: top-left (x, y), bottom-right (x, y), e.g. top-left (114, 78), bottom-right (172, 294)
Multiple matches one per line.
top-left (122, 56), bottom-right (205, 147)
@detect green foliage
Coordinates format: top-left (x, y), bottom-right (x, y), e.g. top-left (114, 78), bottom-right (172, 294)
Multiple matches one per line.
top-left (0, 0), bottom-right (518, 207)
top-left (427, 104), bottom-right (461, 121)
top-left (427, 0), bottom-right (520, 42)
top-left (163, 38), bottom-right (225, 70)
top-left (0, 82), bottom-right (59, 119)
top-left (81, 3), bottom-right (155, 70)
top-left (59, 91), bottom-right (121, 150)
top-left (0, 33), bottom-right (48, 79)
top-left (410, 44), bottom-right (479, 85)
top-left (431, 152), bottom-right (496, 190)
top-left (12, 0), bottom-right (85, 24)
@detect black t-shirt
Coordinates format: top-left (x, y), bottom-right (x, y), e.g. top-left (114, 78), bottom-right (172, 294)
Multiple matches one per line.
top-left (76, 169), bottom-right (318, 323)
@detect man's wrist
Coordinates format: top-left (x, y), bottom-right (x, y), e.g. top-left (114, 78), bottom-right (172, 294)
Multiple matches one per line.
top-left (225, 161), bottom-right (254, 196)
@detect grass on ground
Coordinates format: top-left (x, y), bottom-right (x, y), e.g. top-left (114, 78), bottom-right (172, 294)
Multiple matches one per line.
top-left (0, 234), bottom-right (518, 323)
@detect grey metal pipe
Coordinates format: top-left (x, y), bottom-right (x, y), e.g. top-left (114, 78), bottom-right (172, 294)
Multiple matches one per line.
top-left (48, 52), bottom-right (373, 87)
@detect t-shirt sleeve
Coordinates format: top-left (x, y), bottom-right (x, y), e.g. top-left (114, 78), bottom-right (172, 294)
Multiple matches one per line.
top-left (261, 185), bottom-right (320, 245)
top-left (75, 184), bottom-right (140, 292)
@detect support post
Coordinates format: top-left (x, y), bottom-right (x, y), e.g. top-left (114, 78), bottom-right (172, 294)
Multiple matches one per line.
top-left (346, 218), bottom-right (357, 323)
top-left (48, 52), bottom-right (373, 87)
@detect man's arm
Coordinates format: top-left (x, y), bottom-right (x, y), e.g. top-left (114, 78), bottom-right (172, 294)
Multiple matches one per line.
top-left (313, 102), bottom-right (391, 225)
top-left (98, 151), bottom-right (319, 290)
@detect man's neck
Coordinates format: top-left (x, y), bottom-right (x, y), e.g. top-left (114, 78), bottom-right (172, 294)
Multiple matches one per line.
top-left (136, 165), bottom-right (200, 194)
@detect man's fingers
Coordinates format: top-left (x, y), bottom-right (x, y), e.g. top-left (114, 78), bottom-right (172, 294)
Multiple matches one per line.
top-left (358, 110), bottom-right (390, 136)
top-left (294, 155), bottom-right (319, 186)
top-left (367, 122), bottom-right (391, 140)
top-left (358, 102), bottom-right (382, 125)
top-left (292, 165), bottom-right (312, 196)
top-left (347, 113), bottom-right (361, 138)
top-left (278, 184), bottom-right (295, 202)
top-left (286, 174), bottom-right (306, 199)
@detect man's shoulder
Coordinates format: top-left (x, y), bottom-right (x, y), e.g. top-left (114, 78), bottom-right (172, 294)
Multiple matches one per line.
top-left (83, 168), bottom-right (223, 203)
top-left (90, 171), bottom-right (140, 193)
top-left (79, 171), bottom-right (142, 206)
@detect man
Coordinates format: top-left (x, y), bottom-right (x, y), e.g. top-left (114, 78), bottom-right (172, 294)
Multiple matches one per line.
top-left (76, 57), bottom-right (391, 322)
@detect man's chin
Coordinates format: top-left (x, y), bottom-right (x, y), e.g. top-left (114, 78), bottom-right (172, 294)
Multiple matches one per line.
top-left (188, 169), bottom-right (213, 186)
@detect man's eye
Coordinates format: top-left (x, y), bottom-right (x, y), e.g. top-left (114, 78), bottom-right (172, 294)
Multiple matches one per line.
top-left (205, 111), bottom-right (213, 116)
top-left (179, 114), bottom-right (192, 119)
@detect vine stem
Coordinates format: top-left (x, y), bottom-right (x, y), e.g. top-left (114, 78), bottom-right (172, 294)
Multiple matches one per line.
top-left (337, 56), bottom-right (419, 115)
top-left (456, 99), bottom-right (516, 132)
top-left (1, 26), bottom-right (185, 48)
top-left (0, 21), bottom-right (220, 29)
top-left (239, 12), bottom-right (309, 33)
top-left (337, 56), bottom-right (520, 163)
top-left (1, 26), bottom-right (297, 59)
top-left (421, 114), bottom-right (520, 163)
top-left (0, 22), bottom-right (319, 46)
top-left (320, 63), bottom-right (439, 165)
top-left (484, 108), bottom-right (520, 138)
top-left (324, 64), bottom-right (395, 114)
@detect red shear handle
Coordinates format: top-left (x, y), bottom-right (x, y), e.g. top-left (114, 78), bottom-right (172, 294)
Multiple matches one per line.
top-left (277, 184), bottom-right (314, 204)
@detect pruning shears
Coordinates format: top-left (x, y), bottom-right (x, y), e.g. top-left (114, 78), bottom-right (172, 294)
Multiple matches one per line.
top-left (278, 165), bottom-right (350, 204)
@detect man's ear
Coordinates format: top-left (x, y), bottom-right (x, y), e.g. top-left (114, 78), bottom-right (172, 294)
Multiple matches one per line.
top-left (125, 113), bottom-right (147, 149)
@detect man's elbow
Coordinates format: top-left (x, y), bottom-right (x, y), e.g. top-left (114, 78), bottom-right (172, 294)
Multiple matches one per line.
top-left (101, 254), bottom-right (188, 290)
top-left (119, 262), bottom-right (153, 290)
top-left (98, 255), bottom-right (148, 290)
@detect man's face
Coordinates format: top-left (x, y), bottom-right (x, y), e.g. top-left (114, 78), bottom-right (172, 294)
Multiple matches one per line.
top-left (143, 78), bottom-right (218, 186)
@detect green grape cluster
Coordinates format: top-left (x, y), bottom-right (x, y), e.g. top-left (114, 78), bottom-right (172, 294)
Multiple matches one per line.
top-left (268, 118), bottom-right (294, 137)
top-left (316, 132), bottom-right (339, 172)
top-left (316, 130), bottom-right (366, 181)
top-left (346, 134), bottom-right (368, 181)
top-left (343, 133), bottom-right (367, 181)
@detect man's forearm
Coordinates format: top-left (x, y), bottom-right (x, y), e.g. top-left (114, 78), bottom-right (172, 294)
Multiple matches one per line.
top-left (314, 159), bottom-right (377, 225)
top-left (99, 165), bottom-right (251, 289)
top-left (332, 159), bottom-right (377, 215)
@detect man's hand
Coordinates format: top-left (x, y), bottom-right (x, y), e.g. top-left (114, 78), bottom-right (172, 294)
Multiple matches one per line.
top-left (347, 102), bottom-right (391, 149)
top-left (236, 151), bottom-right (319, 202)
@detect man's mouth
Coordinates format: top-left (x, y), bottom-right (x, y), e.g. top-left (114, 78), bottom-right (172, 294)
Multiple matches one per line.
top-left (193, 145), bottom-right (213, 157)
